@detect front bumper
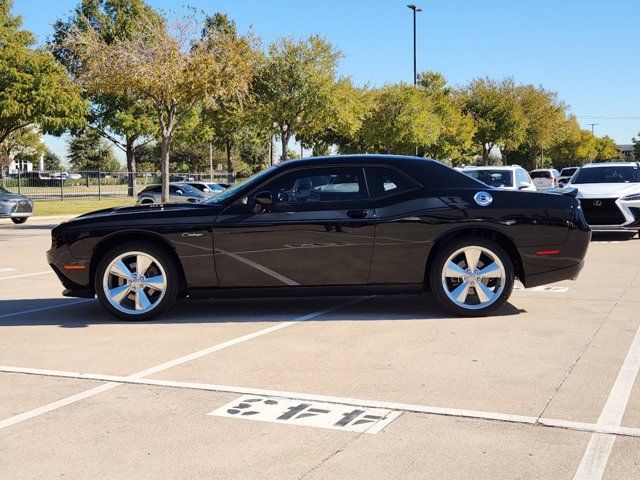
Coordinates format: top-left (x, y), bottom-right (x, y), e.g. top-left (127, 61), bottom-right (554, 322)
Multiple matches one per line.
top-left (47, 243), bottom-right (93, 298)
top-left (0, 200), bottom-right (34, 218)
top-left (580, 196), bottom-right (640, 231)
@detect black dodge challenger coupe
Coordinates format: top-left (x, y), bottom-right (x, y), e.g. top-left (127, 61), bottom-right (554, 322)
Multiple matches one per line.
top-left (47, 155), bottom-right (591, 320)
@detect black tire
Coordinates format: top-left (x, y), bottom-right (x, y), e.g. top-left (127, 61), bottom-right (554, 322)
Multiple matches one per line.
top-left (429, 237), bottom-right (515, 317)
top-left (140, 198), bottom-right (154, 205)
top-left (11, 217), bottom-right (27, 224)
top-left (95, 242), bottom-right (179, 321)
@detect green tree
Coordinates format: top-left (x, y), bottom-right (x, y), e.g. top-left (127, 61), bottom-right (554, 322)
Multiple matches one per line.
top-left (546, 117), bottom-right (598, 167)
top-left (633, 133), bottom-right (640, 160)
top-left (43, 151), bottom-right (63, 171)
top-left (0, 0), bottom-right (86, 148)
top-left (52, 0), bottom-right (160, 196)
top-left (0, 126), bottom-right (47, 179)
top-left (252, 35), bottom-right (344, 161)
top-left (504, 84), bottom-right (567, 170)
top-left (68, 129), bottom-right (120, 171)
top-left (64, 11), bottom-right (255, 202)
top-left (357, 84), bottom-right (440, 155)
top-left (460, 77), bottom-right (527, 165)
top-left (418, 72), bottom-right (475, 162)
top-left (594, 136), bottom-right (621, 162)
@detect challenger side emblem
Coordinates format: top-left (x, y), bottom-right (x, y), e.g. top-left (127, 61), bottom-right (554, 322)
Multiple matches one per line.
top-left (474, 191), bottom-right (493, 207)
top-left (593, 200), bottom-right (603, 207)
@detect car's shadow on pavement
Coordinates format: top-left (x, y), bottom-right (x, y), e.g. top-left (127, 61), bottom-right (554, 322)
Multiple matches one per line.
top-left (0, 294), bottom-right (526, 328)
top-left (591, 231), bottom-right (639, 242)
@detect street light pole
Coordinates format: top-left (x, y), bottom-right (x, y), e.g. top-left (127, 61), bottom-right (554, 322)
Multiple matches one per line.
top-left (407, 4), bottom-right (422, 86)
top-left (587, 123), bottom-right (599, 135)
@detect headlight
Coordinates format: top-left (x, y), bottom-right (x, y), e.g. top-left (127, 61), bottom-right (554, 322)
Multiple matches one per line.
top-left (622, 194), bottom-right (640, 202)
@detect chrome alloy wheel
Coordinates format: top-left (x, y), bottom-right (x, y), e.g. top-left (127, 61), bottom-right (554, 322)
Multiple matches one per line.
top-left (102, 251), bottom-right (167, 315)
top-left (440, 246), bottom-right (506, 310)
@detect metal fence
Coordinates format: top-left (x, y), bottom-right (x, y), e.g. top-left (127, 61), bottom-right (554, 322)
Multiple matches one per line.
top-left (0, 170), bottom-right (235, 201)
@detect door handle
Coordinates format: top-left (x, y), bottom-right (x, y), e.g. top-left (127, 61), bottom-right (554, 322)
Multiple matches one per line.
top-left (346, 209), bottom-right (368, 219)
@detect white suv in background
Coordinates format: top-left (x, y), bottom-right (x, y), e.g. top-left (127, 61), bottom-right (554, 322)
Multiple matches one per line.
top-left (461, 165), bottom-right (537, 191)
top-left (567, 162), bottom-right (640, 234)
top-left (530, 168), bottom-right (560, 189)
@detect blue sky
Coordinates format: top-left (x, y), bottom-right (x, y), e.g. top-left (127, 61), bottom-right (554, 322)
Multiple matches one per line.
top-left (13, 0), bottom-right (640, 162)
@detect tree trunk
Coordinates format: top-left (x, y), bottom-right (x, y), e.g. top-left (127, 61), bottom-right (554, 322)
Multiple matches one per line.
top-left (280, 129), bottom-right (290, 162)
top-left (482, 144), bottom-right (490, 165)
top-left (125, 138), bottom-right (137, 197)
top-left (225, 141), bottom-right (233, 176)
top-left (160, 134), bottom-right (172, 203)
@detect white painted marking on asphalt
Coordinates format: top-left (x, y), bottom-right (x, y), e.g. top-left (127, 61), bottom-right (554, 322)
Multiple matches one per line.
top-left (0, 267), bottom-right (15, 273)
top-left (0, 271), bottom-right (53, 281)
top-left (513, 284), bottom-right (569, 293)
top-left (0, 299), bottom-right (93, 319)
top-left (572, 324), bottom-right (640, 480)
top-left (0, 383), bottom-right (119, 430)
top-left (209, 395), bottom-right (401, 434)
top-left (0, 297), bottom-right (366, 430)
top-left (215, 248), bottom-right (299, 286)
top-left (4, 365), bottom-right (640, 439)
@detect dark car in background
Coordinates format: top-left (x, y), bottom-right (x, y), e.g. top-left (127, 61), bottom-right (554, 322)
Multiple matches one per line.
top-left (48, 155), bottom-right (591, 321)
top-left (0, 187), bottom-right (34, 224)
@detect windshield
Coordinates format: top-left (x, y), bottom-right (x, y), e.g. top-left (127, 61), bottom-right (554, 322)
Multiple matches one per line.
top-left (572, 166), bottom-right (640, 184)
top-left (175, 184), bottom-right (204, 195)
top-left (207, 183), bottom-right (225, 191)
top-left (530, 171), bottom-right (552, 179)
top-left (205, 167), bottom-right (275, 204)
top-left (560, 168), bottom-right (577, 176)
top-left (463, 169), bottom-right (513, 188)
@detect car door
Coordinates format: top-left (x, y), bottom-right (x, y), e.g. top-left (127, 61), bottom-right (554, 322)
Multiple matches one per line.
top-left (365, 166), bottom-right (435, 285)
top-left (213, 165), bottom-right (375, 287)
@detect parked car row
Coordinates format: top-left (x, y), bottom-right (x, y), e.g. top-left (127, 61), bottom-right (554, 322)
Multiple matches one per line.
top-left (136, 182), bottom-right (228, 205)
top-left (458, 161), bottom-right (640, 235)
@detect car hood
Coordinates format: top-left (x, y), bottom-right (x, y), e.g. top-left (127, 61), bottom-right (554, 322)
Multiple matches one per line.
top-left (0, 193), bottom-right (29, 202)
top-left (56, 202), bottom-right (223, 230)
top-left (571, 182), bottom-right (640, 198)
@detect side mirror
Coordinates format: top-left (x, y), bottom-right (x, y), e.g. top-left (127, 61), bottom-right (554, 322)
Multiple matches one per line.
top-left (203, 188), bottom-right (211, 193)
top-left (176, 189), bottom-right (183, 195)
top-left (254, 191), bottom-right (273, 206)
top-left (518, 181), bottom-right (532, 190)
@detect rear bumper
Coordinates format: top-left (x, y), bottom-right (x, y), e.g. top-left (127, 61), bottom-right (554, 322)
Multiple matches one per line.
top-left (522, 259), bottom-right (585, 288)
top-left (520, 218), bottom-right (591, 288)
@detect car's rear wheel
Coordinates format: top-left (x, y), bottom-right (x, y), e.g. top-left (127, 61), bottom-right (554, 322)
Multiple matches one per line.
top-left (95, 243), bottom-right (178, 321)
top-left (11, 217), bottom-right (27, 224)
top-left (430, 237), bottom-right (514, 317)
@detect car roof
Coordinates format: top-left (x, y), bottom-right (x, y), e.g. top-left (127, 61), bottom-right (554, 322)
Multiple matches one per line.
top-left (273, 154), bottom-right (484, 189)
top-left (531, 168), bottom-right (556, 172)
top-left (463, 165), bottom-right (519, 171)
top-left (581, 162), bottom-right (640, 169)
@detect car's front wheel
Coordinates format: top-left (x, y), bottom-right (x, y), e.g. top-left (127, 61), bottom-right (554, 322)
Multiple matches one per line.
top-left (11, 217), bottom-right (27, 224)
top-left (95, 243), bottom-right (178, 321)
top-left (430, 237), bottom-right (514, 317)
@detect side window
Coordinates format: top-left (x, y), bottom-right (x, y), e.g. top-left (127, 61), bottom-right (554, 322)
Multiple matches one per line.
top-left (367, 167), bottom-right (417, 198)
top-left (515, 169), bottom-right (525, 185)
top-left (255, 167), bottom-right (368, 204)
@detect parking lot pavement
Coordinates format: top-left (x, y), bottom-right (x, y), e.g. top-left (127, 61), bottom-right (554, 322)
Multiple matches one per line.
top-left (1, 220), bottom-right (640, 479)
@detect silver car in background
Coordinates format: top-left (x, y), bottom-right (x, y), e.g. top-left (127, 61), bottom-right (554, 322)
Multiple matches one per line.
top-left (136, 183), bottom-right (208, 204)
top-left (0, 186), bottom-right (33, 224)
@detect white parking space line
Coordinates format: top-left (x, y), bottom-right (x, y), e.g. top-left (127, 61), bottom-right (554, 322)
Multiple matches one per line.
top-left (572, 324), bottom-right (640, 480)
top-left (0, 299), bottom-right (93, 320)
top-left (0, 383), bottom-right (119, 430)
top-left (0, 271), bottom-right (52, 281)
top-left (3, 365), bottom-right (640, 439)
top-left (0, 268), bottom-right (15, 273)
top-left (0, 297), bottom-right (366, 430)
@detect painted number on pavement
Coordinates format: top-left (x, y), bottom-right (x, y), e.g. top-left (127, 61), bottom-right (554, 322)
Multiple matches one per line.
top-left (209, 395), bottom-right (401, 434)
